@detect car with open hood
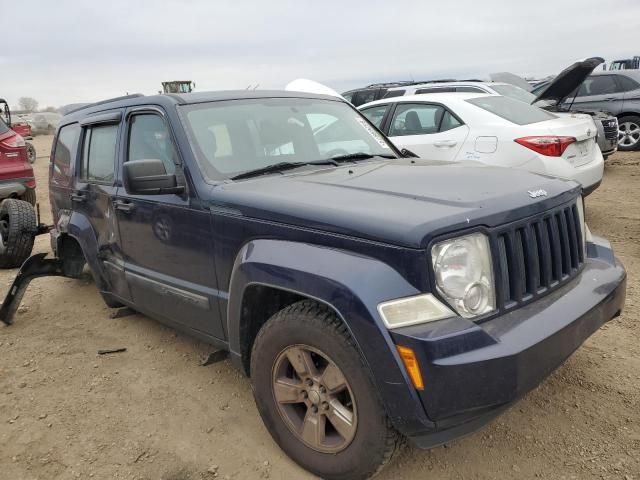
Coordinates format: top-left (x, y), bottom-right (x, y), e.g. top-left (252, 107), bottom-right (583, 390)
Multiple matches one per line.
top-left (0, 89), bottom-right (626, 479)
top-left (532, 57), bottom-right (623, 154)
top-left (379, 62), bottom-right (619, 160)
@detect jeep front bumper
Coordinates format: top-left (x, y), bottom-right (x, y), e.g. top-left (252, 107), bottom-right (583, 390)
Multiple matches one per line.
top-left (389, 235), bottom-right (626, 448)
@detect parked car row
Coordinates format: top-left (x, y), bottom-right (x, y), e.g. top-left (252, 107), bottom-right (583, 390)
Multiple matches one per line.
top-left (344, 57), bottom-right (635, 156)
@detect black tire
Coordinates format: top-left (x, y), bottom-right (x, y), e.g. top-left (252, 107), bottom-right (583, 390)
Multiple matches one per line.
top-left (19, 188), bottom-right (37, 206)
top-left (26, 142), bottom-right (36, 164)
top-left (251, 300), bottom-right (401, 480)
top-left (0, 199), bottom-right (37, 269)
top-left (617, 115), bottom-right (640, 151)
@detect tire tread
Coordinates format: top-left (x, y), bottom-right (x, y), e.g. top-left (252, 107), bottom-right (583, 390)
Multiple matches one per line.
top-left (252, 299), bottom-right (402, 479)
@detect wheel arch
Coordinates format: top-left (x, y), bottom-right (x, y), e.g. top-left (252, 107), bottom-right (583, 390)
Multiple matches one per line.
top-left (55, 210), bottom-right (110, 290)
top-left (616, 112), bottom-right (640, 120)
top-left (225, 238), bottom-right (435, 434)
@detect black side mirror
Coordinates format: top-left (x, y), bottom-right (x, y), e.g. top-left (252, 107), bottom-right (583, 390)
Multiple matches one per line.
top-left (123, 159), bottom-right (184, 195)
top-left (400, 148), bottom-right (419, 158)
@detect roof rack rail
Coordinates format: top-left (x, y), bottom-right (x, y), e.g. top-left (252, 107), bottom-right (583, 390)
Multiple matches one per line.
top-left (364, 81), bottom-right (416, 88)
top-left (65, 93), bottom-right (145, 115)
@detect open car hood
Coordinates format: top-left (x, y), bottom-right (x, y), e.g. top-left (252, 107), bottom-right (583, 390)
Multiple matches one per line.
top-left (285, 79), bottom-right (344, 99)
top-left (489, 72), bottom-right (533, 92)
top-left (533, 57), bottom-right (604, 106)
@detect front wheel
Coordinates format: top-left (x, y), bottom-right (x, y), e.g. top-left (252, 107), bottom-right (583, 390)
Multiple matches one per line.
top-left (617, 115), bottom-right (640, 151)
top-left (251, 300), bottom-right (401, 480)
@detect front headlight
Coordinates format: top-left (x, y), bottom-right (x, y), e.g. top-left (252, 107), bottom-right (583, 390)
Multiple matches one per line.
top-left (431, 232), bottom-right (495, 318)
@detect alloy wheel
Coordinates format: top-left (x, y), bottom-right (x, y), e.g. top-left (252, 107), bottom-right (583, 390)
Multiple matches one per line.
top-left (618, 121), bottom-right (640, 148)
top-left (271, 344), bottom-right (357, 453)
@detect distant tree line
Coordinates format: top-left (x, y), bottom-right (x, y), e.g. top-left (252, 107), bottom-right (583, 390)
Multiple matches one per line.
top-left (15, 97), bottom-right (58, 113)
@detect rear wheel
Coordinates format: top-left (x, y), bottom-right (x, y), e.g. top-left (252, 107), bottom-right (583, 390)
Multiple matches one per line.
top-left (617, 115), bottom-right (640, 151)
top-left (26, 142), bottom-right (36, 164)
top-left (251, 300), bottom-right (401, 480)
top-left (0, 199), bottom-right (36, 269)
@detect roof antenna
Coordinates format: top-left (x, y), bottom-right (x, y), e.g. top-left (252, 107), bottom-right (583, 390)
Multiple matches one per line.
top-left (253, 83), bottom-right (259, 90)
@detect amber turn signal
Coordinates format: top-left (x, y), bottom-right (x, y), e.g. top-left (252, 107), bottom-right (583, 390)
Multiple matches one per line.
top-left (396, 345), bottom-right (424, 391)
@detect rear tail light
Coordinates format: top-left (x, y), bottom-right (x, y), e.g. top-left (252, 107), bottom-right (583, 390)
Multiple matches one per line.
top-left (514, 136), bottom-right (576, 157)
top-left (0, 133), bottom-right (26, 148)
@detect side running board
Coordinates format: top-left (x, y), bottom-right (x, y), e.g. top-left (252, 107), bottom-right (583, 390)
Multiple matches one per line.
top-left (0, 253), bottom-right (64, 326)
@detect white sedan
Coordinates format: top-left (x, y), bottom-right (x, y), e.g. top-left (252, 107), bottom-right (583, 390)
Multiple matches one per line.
top-left (359, 93), bottom-right (604, 194)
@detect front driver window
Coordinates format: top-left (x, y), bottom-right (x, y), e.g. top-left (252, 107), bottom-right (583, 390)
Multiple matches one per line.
top-left (128, 114), bottom-right (177, 174)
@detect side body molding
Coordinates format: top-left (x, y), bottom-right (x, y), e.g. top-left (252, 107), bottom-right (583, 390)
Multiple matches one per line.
top-left (226, 239), bottom-right (435, 434)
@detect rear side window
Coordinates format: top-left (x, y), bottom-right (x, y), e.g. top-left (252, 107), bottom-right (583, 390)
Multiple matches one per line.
top-left (577, 76), bottom-right (618, 96)
top-left (440, 111), bottom-right (462, 131)
top-left (81, 124), bottom-right (118, 183)
top-left (616, 75), bottom-right (640, 92)
top-left (52, 123), bottom-right (80, 186)
top-left (352, 90), bottom-right (377, 106)
top-left (0, 118), bottom-right (9, 135)
top-left (415, 87), bottom-right (455, 94)
top-left (467, 96), bottom-right (556, 125)
top-left (360, 104), bottom-right (390, 128)
top-left (382, 90), bottom-right (405, 99)
top-left (455, 86), bottom-right (486, 93)
top-left (342, 92), bottom-right (354, 103)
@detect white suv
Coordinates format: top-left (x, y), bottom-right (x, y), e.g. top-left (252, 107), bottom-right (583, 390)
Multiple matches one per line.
top-left (383, 81), bottom-right (537, 103)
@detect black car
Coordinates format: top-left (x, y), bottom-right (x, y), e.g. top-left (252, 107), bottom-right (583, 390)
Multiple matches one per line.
top-left (0, 90), bottom-right (626, 480)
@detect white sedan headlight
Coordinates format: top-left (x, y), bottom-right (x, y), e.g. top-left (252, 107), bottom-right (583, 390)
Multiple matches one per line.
top-left (431, 233), bottom-right (495, 318)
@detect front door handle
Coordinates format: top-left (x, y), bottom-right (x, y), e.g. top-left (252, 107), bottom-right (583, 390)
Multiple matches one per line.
top-left (113, 199), bottom-right (135, 213)
top-left (434, 140), bottom-right (457, 148)
top-left (70, 192), bottom-right (86, 203)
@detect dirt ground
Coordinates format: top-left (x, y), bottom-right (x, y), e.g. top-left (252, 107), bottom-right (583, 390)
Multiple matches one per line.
top-left (0, 135), bottom-right (638, 480)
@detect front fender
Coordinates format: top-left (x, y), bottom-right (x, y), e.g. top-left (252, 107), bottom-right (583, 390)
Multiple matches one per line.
top-left (227, 239), bottom-right (435, 435)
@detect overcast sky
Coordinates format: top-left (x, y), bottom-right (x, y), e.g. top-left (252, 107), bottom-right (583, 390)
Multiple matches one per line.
top-left (3, 0), bottom-right (640, 108)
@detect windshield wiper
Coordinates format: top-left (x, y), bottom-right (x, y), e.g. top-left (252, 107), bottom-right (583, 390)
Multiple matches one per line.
top-left (330, 152), bottom-right (396, 162)
top-left (230, 159), bottom-right (338, 181)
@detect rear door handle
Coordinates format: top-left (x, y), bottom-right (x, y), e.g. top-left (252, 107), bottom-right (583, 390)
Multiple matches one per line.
top-left (434, 140), bottom-right (457, 148)
top-left (70, 192), bottom-right (86, 203)
top-left (113, 199), bottom-right (135, 213)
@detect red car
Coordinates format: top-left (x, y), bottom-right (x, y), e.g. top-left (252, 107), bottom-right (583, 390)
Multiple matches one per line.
top-left (9, 119), bottom-right (37, 164)
top-left (0, 117), bottom-right (36, 205)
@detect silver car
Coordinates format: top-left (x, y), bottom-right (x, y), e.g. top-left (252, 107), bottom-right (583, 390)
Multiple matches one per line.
top-left (533, 69), bottom-right (640, 151)
top-left (30, 112), bottom-right (62, 135)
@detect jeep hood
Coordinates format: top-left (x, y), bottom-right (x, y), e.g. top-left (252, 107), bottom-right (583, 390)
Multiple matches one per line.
top-left (533, 57), bottom-right (604, 107)
top-left (209, 160), bottom-right (580, 249)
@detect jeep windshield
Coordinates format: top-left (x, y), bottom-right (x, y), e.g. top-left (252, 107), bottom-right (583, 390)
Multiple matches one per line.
top-left (179, 97), bottom-right (397, 181)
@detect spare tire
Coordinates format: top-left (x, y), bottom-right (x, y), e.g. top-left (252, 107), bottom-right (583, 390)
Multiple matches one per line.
top-left (0, 199), bottom-right (37, 269)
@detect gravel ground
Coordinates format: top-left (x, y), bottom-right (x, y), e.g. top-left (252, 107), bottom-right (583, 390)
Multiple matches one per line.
top-left (0, 135), bottom-right (638, 480)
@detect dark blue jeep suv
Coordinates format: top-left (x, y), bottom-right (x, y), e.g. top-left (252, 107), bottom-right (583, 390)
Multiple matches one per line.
top-left (19, 90), bottom-right (627, 478)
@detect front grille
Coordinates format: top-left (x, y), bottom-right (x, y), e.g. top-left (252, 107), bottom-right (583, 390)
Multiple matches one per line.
top-left (601, 119), bottom-right (618, 142)
top-left (495, 202), bottom-right (584, 311)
